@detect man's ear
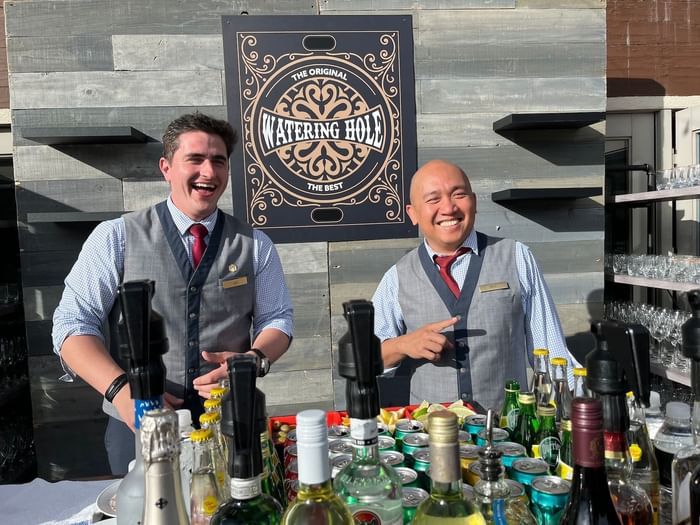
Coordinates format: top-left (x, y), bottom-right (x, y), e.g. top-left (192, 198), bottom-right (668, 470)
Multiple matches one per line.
top-left (159, 157), bottom-right (171, 182)
top-left (406, 204), bottom-right (419, 226)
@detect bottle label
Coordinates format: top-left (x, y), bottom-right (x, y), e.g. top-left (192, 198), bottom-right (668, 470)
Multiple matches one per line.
top-left (505, 408), bottom-right (519, 430)
top-left (231, 476), bottom-right (261, 500)
top-left (603, 431), bottom-right (627, 458)
top-left (351, 418), bottom-right (378, 445)
top-left (556, 460), bottom-right (573, 481)
top-left (352, 509), bottom-right (401, 525)
top-left (134, 397), bottom-right (163, 430)
top-left (203, 495), bottom-right (218, 515)
top-left (538, 436), bottom-right (561, 470)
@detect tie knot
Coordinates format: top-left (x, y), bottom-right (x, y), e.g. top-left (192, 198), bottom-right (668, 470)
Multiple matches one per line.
top-left (434, 246), bottom-right (470, 271)
top-left (189, 223), bottom-right (208, 239)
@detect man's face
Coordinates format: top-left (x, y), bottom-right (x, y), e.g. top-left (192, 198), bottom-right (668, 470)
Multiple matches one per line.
top-left (159, 131), bottom-right (229, 221)
top-left (406, 161), bottom-right (476, 254)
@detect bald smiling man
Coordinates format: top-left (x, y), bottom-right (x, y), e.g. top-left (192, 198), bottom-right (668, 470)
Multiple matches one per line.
top-left (372, 160), bottom-right (579, 411)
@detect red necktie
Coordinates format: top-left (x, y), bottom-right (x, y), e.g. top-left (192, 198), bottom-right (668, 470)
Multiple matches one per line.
top-left (434, 247), bottom-right (470, 297)
top-left (189, 223), bottom-right (208, 269)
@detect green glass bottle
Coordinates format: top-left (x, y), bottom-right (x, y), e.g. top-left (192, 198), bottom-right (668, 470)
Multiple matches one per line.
top-left (211, 355), bottom-right (282, 525)
top-left (511, 392), bottom-right (539, 457)
top-left (413, 411), bottom-right (486, 524)
top-left (533, 405), bottom-right (560, 474)
top-left (499, 380), bottom-right (520, 433)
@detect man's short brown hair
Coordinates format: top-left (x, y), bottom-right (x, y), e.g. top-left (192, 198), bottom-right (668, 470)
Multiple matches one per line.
top-left (162, 112), bottom-right (238, 161)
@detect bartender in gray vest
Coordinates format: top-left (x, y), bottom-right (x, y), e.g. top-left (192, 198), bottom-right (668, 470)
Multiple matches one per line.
top-left (52, 113), bottom-right (293, 475)
top-left (372, 160), bottom-right (578, 412)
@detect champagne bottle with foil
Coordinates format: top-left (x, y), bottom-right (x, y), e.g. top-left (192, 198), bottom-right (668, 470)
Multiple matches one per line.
top-left (141, 409), bottom-right (190, 525)
top-left (280, 409), bottom-right (353, 525)
top-left (499, 380), bottom-right (520, 433)
top-left (211, 355), bottom-right (282, 525)
top-left (530, 348), bottom-right (552, 408)
top-left (115, 280), bottom-right (168, 525)
top-left (190, 428), bottom-right (222, 525)
top-left (413, 411), bottom-right (486, 524)
top-left (511, 392), bottom-right (539, 456)
top-left (333, 300), bottom-right (403, 524)
top-left (559, 398), bottom-right (621, 525)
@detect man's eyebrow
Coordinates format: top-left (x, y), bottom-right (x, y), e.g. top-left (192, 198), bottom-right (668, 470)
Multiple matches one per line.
top-left (184, 153), bottom-right (228, 162)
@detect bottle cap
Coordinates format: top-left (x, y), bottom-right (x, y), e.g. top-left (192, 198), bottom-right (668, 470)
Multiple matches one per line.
top-left (203, 398), bottom-right (221, 411)
top-left (296, 409), bottom-right (328, 446)
top-left (537, 405), bottom-right (556, 417)
top-left (534, 348), bottom-right (549, 357)
top-left (649, 390), bottom-right (661, 408)
top-left (141, 408), bottom-right (179, 463)
top-left (190, 428), bottom-right (213, 443)
top-left (428, 411), bottom-right (458, 444)
top-left (560, 419), bottom-right (572, 432)
top-left (666, 401), bottom-right (690, 420)
top-left (176, 408), bottom-right (193, 431)
top-left (551, 357), bottom-right (567, 367)
top-left (200, 411), bottom-right (221, 425)
top-left (573, 367), bottom-right (587, 377)
top-left (210, 387), bottom-right (227, 399)
top-left (518, 392), bottom-right (535, 405)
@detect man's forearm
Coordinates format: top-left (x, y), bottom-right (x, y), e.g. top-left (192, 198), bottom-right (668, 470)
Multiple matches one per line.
top-left (381, 338), bottom-right (406, 368)
top-left (59, 334), bottom-right (125, 396)
top-left (251, 327), bottom-right (291, 363)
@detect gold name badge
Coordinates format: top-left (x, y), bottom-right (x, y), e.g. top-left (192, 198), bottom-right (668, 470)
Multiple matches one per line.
top-left (222, 276), bottom-right (248, 289)
top-left (479, 281), bottom-right (509, 293)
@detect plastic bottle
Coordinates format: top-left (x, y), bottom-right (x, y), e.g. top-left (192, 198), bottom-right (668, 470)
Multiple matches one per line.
top-left (645, 391), bottom-right (664, 441)
top-left (178, 408), bottom-right (195, 516)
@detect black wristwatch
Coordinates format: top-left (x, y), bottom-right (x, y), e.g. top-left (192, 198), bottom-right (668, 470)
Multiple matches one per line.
top-left (251, 348), bottom-right (271, 377)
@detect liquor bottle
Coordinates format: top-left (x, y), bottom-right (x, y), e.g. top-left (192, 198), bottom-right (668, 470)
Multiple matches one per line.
top-left (626, 392), bottom-right (659, 525)
top-left (333, 300), bottom-right (403, 524)
top-left (559, 398), bottom-right (622, 524)
top-left (141, 409), bottom-right (190, 525)
top-left (211, 355), bottom-right (283, 525)
top-left (550, 357), bottom-right (572, 424)
top-left (672, 289), bottom-right (700, 525)
top-left (511, 392), bottom-right (539, 456)
top-left (533, 405), bottom-right (560, 474)
top-left (190, 428), bottom-right (223, 525)
top-left (413, 411), bottom-right (486, 524)
top-left (473, 409), bottom-right (536, 524)
top-left (530, 348), bottom-right (553, 408)
top-left (557, 418), bottom-right (573, 481)
top-left (499, 380), bottom-right (520, 433)
top-left (280, 409), bottom-right (353, 524)
top-left (572, 368), bottom-right (590, 398)
top-left (115, 280), bottom-right (168, 525)
top-left (200, 411), bottom-right (229, 499)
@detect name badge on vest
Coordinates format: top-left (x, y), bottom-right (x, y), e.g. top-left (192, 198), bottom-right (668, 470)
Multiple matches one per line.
top-left (479, 281), bottom-right (509, 293)
top-left (222, 276), bottom-right (248, 289)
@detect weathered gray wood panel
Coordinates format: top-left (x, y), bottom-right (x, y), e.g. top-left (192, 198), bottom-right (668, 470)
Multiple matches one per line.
top-left (7, 35), bottom-right (113, 73)
top-left (10, 71), bottom-right (223, 109)
top-left (113, 35), bottom-right (224, 71)
top-left (5, 0), bottom-right (317, 37)
top-left (322, 0), bottom-right (515, 10)
top-left (17, 221), bottom-right (97, 253)
top-left (23, 284), bottom-right (63, 322)
top-left (21, 250), bottom-right (81, 287)
top-left (258, 369), bottom-right (334, 411)
top-left (16, 179), bottom-right (124, 214)
top-left (25, 320), bottom-right (54, 356)
top-left (517, 0), bottom-right (604, 8)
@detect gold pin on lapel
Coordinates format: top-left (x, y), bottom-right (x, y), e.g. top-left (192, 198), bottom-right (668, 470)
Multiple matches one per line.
top-left (228, 263), bottom-right (238, 273)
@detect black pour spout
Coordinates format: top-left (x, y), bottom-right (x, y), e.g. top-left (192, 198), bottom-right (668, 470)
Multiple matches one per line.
top-left (117, 280), bottom-right (168, 399)
top-left (337, 300), bottom-right (384, 420)
top-left (224, 354), bottom-right (262, 480)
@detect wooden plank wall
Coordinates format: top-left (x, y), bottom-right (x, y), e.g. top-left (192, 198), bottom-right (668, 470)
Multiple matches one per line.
top-left (6, 0), bottom-right (606, 479)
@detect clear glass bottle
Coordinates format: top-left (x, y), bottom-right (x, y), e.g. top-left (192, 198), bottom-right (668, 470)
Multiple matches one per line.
top-left (200, 411), bottom-right (229, 498)
top-left (533, 405), bottom-right (560, 474)
top-left (550, 357), bottom-right (572, 424)
top-left (626, 392), bottom-right (659, 525)
top-left (572, 368), bottom-right (590, 398)
top-left (413, 411), bottom-right (486, 524)
top-left (178, 408), bottom-right (195, 517)
top-left (530, 348), bottom-right (553, 408)
top-left (141, 409), bottom-right (190, 525)
top-left (511, 392), bottom-right (539, 456)
top-left (499, 380), bottom-right (520, 433)
top-left (190, 428), bottom-right (223, 525)
top-left (280, 409), bottom-right (353, 525)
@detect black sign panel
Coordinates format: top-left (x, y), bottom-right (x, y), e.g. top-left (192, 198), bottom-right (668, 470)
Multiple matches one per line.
top-left (222, 15), bottom-right (417, 243)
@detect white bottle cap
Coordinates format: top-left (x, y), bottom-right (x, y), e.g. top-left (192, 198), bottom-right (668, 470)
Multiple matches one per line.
top-left (176, 408), bottom-right (193, 433)
top-left (666, 401), bottom-right (690, 420)
top-left (649, 390), bottom-right (661, 408)
top-left (296, 409), bottom-right (330, 485)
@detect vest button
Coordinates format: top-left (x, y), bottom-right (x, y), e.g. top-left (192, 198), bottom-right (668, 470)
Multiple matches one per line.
top-left (188, 341), bottom-right (196, 348)
top-left (189, 312), bottom-right (197, 319)
top-left (458, 340), bottom-right (467, 348)
top-left (461, 393), bottom-right (468, 399)
top-left (460, 368), bottom-right (467, 374)
top-left (188, 367), bottom-right (196, 374)
top-left (190, 286), bottom-right (197, 293)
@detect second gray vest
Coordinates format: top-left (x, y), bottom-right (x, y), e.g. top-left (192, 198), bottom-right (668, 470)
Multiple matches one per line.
top-left (393, 233), bottom-right (527, 412)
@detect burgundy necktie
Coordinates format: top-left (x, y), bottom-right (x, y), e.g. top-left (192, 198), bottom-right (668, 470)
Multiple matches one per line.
top-left (189, 223), bottom-right (208, 269)
top-left (434, 247), bottom-right (470, 297)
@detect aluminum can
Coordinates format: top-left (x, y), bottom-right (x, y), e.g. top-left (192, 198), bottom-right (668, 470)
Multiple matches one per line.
top-left (394, 466), bottom-right (420, 488)
top-left (377, 421), bottom-right (390, 436)
top-left (330, 453), bottom-right (353, 480)
top-left (509, 458), bottom-right (548, 493)
top-left (402, 487), bottom-right (429, 524)
top-left (459, 444), bottom-right (482, 483)
top-left (402, 432), bottom-right (429, 467)
top-left (475, 427), bottom-right (509, 447)
top-left (285, 478), bottom-right (298, 503)
top-left (395, 419), bottom-right (424, 449)
top-left (494, 441), bottom-right (526, 468)
top-left (463, 414), bottom-right (487, 440)
top-left (462, 482), bottom-right (475, 501)
top-left (328, 437), bottom-right (353, 457)
top-left (457, 430), bottom-right (472, 444)
top-left (328, 424), bottom-right (350, 440)
top-left (285, 458), bottom-right (298, 482)
top-left (379, 450), bottom-right (405, 469)
top-left (283, 443), bottom-right (297, 468)
top-left (530, 475), bottom-right (571, 524)
top-left (504, 479), bottom-right (529, 508)
top-left (378, 435), bottom-right (396, 451)
top-left (286, 429), bottom-right (297, 446)
top-left (412, 448), bottom-right (431, 490)
top-left (465, 460), bottom-right (484, 486)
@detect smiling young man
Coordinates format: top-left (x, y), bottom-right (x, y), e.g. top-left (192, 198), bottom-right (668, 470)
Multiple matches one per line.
top-left (372, 159), bottom-right (578, 411)
top-left (52, 113), bottom-right (293, 475)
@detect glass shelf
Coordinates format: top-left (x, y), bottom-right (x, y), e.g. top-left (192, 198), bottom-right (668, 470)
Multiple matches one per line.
top-left (610, 186), bottom-right (700, 205)
top-left (650, 362), bottom-right (690, 387)
top-left (605, 272), bottom-right (700, 293)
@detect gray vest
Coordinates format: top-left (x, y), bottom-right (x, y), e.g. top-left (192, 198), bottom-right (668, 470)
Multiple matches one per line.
top-left (391, 233), bottom-right (527, 412)
top-left (103, 201), bottom-right (254, 419)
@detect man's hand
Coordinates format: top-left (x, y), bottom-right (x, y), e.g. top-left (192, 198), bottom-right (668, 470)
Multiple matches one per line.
top-left (112, 384), bottom-right (136, 431)
top-left (382, 316), bottom-right (460, 367)
top-left (193, 351), bottom-right (238, 399)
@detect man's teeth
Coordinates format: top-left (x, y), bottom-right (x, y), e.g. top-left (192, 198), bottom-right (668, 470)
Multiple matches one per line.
top-left (440, 219), bottom-right (459, 227)
top-left (192, 183), bottom-right (215, 190)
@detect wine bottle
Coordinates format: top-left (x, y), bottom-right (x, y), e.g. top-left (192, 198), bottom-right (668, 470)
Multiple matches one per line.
top-left (413, 411), bottom-right (486, 524)
top-left (559, 398), bottom-right (622, 525)
top-left (280, 409), bottom-right (353, 525)
top-left (141, 409), bottom-right (190, 525)
top-left (115, 280), bottom-right (168, 525)
top-left (211, 355), bottom-right (282, 525)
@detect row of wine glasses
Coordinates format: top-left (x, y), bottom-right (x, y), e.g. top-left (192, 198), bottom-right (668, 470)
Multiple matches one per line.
top-left (0, 335), bottom-right (28, 388)
top-left (604, 253), bottom-right (700, 283)
top-left (656, 165), bottom-right (700, 190)
top-left (604, 301), bottom-right (691, 371)
top-left (0, 414), bottom-right (35, 482)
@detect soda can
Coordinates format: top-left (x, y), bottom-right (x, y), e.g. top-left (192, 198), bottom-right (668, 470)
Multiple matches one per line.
top-left (509, 458), bottom-right (549, 493)
top-left (402, 487), bottom-right (429, 524)
top-left (395, 419), bottom-right (424, 449)
top-left (286, 429), bottom-right (297, 445)
top-left (530, 475), bottom-right (571, 524)
top-left (378, 435), bottom-right (396, 451)
top-left (465, 460), bottom-right (484, 486)
top-left (457, 430), bottom-right (472, 444)
top-left (412, 449), bottom-right (431, 490)
top-left (462, 482), bottom-right (475, 501)
top-left (285, 458), bottom-right (298, 482)
top-left (394, 466), bottom-right (420, 488)
top-left (285, 478), bottom-right (299, 503)
top-left (283, 443), bottom-right (298, 468)
top-left (377, 421), bottom-right (390, 436)
top-left (330, 453), bottom-right (353, 479)
top-left (459, 444), bottom-right (482, 483)
top-left (328, 438), bottom-right (354, 457)
top-left (402, 432), bottom-right (429, 466)
top-left (504, 479), bottom-right (529, 508)
top-left (493, 441), bottom-right (526, 468)
top-left (475, 427), bottom-right (509, 447)
top-left (463, 414), bottom-right (487, 440)
top-left (380, 450), bottom-right (405, 469)
top-left (328, 424), bottom-right (350, 440)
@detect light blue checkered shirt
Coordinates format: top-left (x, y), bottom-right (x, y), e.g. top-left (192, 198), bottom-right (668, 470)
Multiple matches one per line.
top-left (372, 230), bottom-right (579, 387)
top-left (52, 198), bottom-right (294, 372)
